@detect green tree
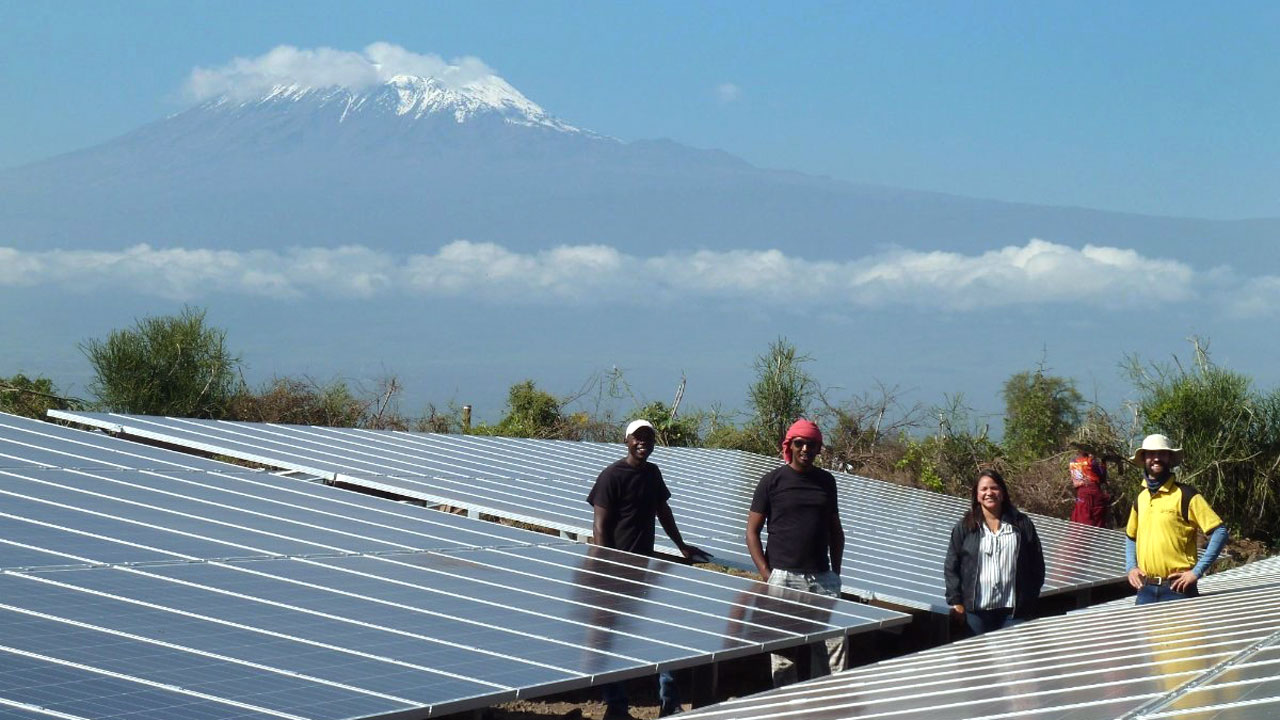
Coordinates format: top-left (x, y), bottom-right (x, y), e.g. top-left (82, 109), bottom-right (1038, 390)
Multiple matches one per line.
top-left (1128, 340), bottom-right (1280, 543)
top-left (747, 338), bottom-right (816, 454)
top-left (0, 373), bottom-right (77, 419)
top-left (1001, 366), bottom-right (1083, 463)
top-left (81, 307), bottom-right (239, 418)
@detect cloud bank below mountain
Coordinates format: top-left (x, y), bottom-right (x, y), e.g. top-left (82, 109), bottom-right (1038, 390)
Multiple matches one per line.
top-left (6, 239), bottom-right (1262, 314)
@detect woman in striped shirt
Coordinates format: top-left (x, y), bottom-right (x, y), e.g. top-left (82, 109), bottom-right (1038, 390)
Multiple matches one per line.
top-left (944, 469), bottom-right (1046, 635)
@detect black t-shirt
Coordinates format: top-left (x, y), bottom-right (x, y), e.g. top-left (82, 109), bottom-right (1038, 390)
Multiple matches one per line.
top-left (586, 458), bottom-right (672, 556)
top-left (750, 464), bottom-right (839, 572)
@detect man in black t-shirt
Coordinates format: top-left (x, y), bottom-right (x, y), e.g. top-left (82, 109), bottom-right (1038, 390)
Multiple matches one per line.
top-left (587, 419), bottom-right (700, 718)
top-left (747, 418), bottom-right (846, 686)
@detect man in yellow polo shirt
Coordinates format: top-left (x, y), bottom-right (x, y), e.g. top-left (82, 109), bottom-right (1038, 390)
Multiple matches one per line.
top-left (1125, 434), bottom-right (1228, 604)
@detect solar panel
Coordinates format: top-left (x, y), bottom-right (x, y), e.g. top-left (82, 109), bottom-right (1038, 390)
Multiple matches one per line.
top-left (674, 582), bottom-right (1280, 719)
top-left (50, 411), bottom-right (1127, 614)
top-left (3, 412), bottom-right (908, 718)
top-left (1080, 553), bottom-right (1280, 616)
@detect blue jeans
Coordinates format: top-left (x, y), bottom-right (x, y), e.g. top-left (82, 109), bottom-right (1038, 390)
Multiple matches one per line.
top-left (1136, 582), bottom-right (1198, 605)
top-left (965, 608), bottom-right (1020, 636)
top-left (603, 671), bottom-right (678, 717)
top-left (767, 569), bottom-right (847, 686)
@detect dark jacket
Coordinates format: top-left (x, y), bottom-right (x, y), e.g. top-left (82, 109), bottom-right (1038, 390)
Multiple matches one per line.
top-left (944, 507), bottom-right (1046, 619)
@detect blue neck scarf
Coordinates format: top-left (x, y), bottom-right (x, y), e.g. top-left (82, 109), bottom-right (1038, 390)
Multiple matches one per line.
top-left (1145, 473), bottom-right (1169, 493)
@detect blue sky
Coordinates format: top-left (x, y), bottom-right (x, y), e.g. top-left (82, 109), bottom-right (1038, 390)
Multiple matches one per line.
top-left (4, 1), bottom-right (1280, 426)
top-left (2, 0), bottom-right (1277, 219)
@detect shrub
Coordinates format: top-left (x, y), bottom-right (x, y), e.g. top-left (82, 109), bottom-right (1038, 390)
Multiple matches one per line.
top-left (81, 307), bottom-right (239, 418)
top-left (0, 373), bottom-right (76, 419)
top-left (746, 337), bottom-right (816, 452)
top-left (226, 377), bottom-right (368, 427)
top-left (1127, 340), bottom-right (1280, 543)
top-left (894, 395), bottom-right (1003, 495)
top-left (633, 400), bottom-right (702, 447)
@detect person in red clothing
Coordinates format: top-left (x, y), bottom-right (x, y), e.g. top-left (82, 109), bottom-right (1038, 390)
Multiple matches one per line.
top-left (1068, 443), bottom-right (1111, 527)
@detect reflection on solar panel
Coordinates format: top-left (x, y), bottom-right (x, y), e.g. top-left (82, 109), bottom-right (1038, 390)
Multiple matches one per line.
top-left (3, 413), bottom-right (908, 718)
top-left (51, 411), bottom-right (1127, 614)
top-left (1199, 554), bottom-right (1280, 594)
top-left (676, 583), bottom-right (1280, 720)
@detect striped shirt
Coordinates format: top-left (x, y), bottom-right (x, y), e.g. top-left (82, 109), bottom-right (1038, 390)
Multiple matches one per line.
top-left (977, 521), bottom-right (1021, 610)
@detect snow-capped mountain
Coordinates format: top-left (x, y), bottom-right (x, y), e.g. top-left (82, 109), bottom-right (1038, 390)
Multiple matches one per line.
top-left (1, 70), bottom-right (1276, 265)
top-left (206, 74), bottom-right (585, 133)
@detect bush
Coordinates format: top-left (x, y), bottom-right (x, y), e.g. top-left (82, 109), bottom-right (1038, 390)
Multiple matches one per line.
top-left (1127, 340), bottom-right (1280, 544)
top-left (746, 338), bottom-right (815, 453)
top-left (471, 380), bottom-right (591, 439)
top-left (81, 307), bottom-right (239, 418)
top-left (226, 377), bottom-right (369, 427)
top-left (633, 400), bottom-right (702, 447)
top-left (0, 373), bottom-right (75, 419)
top-left (818, 383), bottom-right (921, 477)
top-left (894, 396), bottom-right (1003, 495)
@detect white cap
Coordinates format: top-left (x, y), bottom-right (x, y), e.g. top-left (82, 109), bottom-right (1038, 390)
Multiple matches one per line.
top-left (625, 419), bottom-right (656, 438)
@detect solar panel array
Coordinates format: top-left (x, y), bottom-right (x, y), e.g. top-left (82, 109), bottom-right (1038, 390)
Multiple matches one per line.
top-left (2, 413), bottom-right (908, 719)
top-left (51, 412), bottom-right (1127, 614)
top-left (677, 577), bottom-right (1280, 720)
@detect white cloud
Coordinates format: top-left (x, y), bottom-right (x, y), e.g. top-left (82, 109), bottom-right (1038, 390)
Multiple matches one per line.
top-left (184, 43), bottom-right (498, 101)
top-left (0, 239), bottom-right (1221, 311)
top-left (0, 244), bottom-right (393, 300)
top-left (715, 82), bottom-right (741, 103)
top-left (404, 241), bottom-right (628, 299)
top-left (1226, 276), bottom-right (1280, 317)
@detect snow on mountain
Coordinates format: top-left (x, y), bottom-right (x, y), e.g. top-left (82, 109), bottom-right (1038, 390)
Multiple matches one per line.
top-left (203, 73), bottom-right (584, 134)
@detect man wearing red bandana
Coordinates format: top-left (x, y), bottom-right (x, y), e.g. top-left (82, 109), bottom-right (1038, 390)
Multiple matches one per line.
top-left (746, 418), bottom-right (846, 686)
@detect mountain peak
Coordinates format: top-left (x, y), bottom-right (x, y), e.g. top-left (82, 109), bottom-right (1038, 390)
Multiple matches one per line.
top-left (203, 73), bottom-right (582, 133)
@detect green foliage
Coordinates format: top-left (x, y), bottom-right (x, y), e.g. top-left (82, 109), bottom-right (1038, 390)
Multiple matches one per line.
top-left (0, 373), bottom-right (75, 419)
top-left (747, 338), bottom-right (815, 452)
top-left (471, 380), bottom-right (565, 438)
top-left (700, 405), bottom-right (763, 452)
top-left (895, 396), bottom-right (1003, 495)
top-left (634, 400), bottom-right (702, 447)
top-left (817, 383), bottom-right (921, 476)
top-left (1001, 366), bottom-right (1083, 463)
top-left (81, 307), bottom-right (239, 418)
top-left (414, 403), bottom-right (465, 434)
top-left (227, 377), bottom-right (368, 427)
top-left (1128, 341), bottom-right (1280, 543)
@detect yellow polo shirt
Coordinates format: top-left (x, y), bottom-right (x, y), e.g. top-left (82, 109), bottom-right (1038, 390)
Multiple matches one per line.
top-left (1126, 480), bottom-right (1224, 578)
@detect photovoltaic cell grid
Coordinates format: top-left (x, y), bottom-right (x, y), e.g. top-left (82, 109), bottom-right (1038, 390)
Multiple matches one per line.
top-left (1, 414), bottom-right (908, 719)
top-left (1080, 553), bottom-right (1280, 615)
top-left (50, 411), bottom-right (1127, 613)
top-left (676, 581), bottom-right (1280, 720)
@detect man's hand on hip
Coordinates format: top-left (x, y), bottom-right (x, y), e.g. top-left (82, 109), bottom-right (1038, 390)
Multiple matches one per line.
top-left (1168, 570), bottom-right (1199, 592)
top-left (1127, 567), bottom-right (1146, 590)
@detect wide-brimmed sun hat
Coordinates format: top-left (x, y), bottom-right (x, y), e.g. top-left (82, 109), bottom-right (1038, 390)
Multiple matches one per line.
top-left (1128, 434), bottom-right (1184, 468)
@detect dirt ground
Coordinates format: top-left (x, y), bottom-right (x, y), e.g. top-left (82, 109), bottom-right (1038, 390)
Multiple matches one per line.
top-left (485, 696), bottom-right (670, 719)
top-left (449, 658), bottom-right (772, 720)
